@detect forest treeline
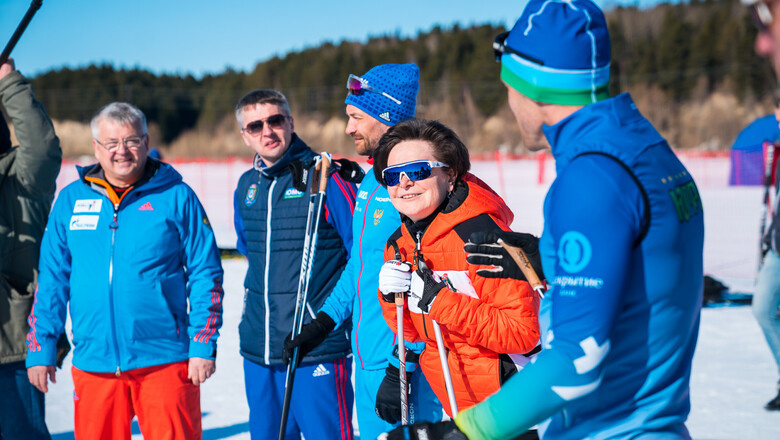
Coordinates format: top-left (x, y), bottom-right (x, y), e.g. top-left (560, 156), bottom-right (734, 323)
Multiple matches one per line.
top-left (21, 0), bottom-right (779, 156)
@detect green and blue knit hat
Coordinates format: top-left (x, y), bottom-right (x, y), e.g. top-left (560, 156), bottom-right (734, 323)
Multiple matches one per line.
top-left (498, 0), bottom-right (611, 105)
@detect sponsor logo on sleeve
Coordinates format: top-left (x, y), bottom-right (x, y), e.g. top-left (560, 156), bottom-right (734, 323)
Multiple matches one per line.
top-left (69, 215), bottom-right (99, 230)
top-left (73, 199), bottom-right (102, 213)
top-left (557, 231), bottom-right (591, 273)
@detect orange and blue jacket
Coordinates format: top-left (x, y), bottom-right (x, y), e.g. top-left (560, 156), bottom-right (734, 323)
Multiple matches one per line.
top-left (380, 176), bottom-right (541, 416)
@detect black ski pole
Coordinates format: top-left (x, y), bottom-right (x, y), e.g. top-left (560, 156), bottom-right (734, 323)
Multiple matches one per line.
top-left (0, 0), bottom-right (43, 66)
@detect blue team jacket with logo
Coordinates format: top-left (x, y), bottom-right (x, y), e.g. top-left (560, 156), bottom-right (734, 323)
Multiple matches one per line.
top-left (26, 160), bottom-right (224, 373)
top-left (457, 93), bottom-right (704, 440)
top-left (233, 134), bottom-right (356, 366)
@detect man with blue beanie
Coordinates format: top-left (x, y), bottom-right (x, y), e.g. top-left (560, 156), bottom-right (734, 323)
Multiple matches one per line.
top-left (383, 1), bottom-right (705, 439)
top-left (283, 63), bottom-right (442, 440)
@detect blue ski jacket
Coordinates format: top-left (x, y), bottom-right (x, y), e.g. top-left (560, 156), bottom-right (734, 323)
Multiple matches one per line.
top-left (26, 160), bottom-right (224, 373)
top-left (234, 134), bottom-right (356, 366)
top-left (319, 169), bottom-right (425, 371)
top-left (456, 93), bottom-right (704, 440)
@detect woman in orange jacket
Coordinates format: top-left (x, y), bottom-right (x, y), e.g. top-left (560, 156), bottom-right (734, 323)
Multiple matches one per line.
top-left (373, 118), bottom-right (541, 417)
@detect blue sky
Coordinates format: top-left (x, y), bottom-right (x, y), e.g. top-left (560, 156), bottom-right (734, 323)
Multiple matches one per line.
top-left (0, 0), bottom-right (660, 78)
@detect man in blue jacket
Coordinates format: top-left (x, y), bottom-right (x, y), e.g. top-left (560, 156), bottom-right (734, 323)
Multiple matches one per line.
top-left (233, 89), bottom-right (357, 439)
top-left (282, 64), bottom-right (442, 440)
top-left (26, 102), bottom-right (224, 439)
top-left (386, 1), bottom-right (705, 439)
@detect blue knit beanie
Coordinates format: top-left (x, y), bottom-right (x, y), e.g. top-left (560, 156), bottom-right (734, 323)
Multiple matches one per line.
top-left (500, 0), bottom-right (611, 105)
top-left (344, 63), bottom-right (419, 126)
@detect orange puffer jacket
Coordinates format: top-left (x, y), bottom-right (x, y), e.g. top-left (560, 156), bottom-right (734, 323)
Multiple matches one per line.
top-left (380, 176), bottom-right (541, 416)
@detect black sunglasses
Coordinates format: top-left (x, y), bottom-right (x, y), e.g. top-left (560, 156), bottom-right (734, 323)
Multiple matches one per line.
top-left (749, 1), bottom-right (773, 32)
top-left (493, 31), bottom-right (545, 66)
top-left (242, 114), bottom-right (288, 135)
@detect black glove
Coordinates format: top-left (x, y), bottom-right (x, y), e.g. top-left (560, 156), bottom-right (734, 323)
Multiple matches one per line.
top-left (416, 267), bottom-right (447, 313)
top-left (375, 364), bottom-right (413, 424)
top-left (383, 420), bottom-right (468, 440)
top-left (465, 230), bottom-right (544, 282)
top-left (56, 332), bottom-right (71, 369)
top-left (333, 158), bottom-right (365, 183)
top-left (282, 311), bottom-right (336, 366)
top-left (288, 159), bottom-right (316, 192)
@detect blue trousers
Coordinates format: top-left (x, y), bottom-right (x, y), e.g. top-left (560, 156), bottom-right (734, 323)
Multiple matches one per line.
top-left (244, 357), bottom-right (353, 440)
top-left (754, 251), bottom-right (780, 377)
top-left (355, 366), bottom-right (442, 440)
top-left (0, 361), bottom-right (50, 440)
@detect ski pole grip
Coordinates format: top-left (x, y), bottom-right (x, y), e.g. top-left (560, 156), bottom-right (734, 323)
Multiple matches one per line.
top-left (394, 291), bottom-right (404, 306)
top-left (318, 153), bottom-right (331, 193)
top-left (499, 240), bottom-right (545, 295)
top-left (0, 0), bottom-right (44, 66)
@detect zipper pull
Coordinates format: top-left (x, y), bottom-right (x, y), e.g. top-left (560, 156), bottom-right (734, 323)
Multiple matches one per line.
top-left (115, 366), bottom-right (121, 377)
top-left (110, 211), bottom-right (118, 230)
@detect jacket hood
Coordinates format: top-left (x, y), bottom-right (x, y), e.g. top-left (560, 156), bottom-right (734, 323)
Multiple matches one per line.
top-left (414, 173), bottom-right (514, 244)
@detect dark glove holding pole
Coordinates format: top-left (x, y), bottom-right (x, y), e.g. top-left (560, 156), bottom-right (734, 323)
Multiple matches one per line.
top-left (416, 267), bottom-right (447, 314)
top-left (381, 420), bottom-right (468, 440)
top-left (465, 230), bottom-right (544, 281)
top-left (333, 158), bottom-right (366, 183)
top-left (375, 363), bottom-right (414, 424)
top-left (282, 311), bottom-right (336, 367)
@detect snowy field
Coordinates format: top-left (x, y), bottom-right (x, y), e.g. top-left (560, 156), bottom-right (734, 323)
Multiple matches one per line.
top-left (44, 154), bottom-right (779, 439)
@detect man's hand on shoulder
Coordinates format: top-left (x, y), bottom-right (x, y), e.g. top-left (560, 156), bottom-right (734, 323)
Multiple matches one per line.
top-left (0, 58), bottom-right (15, 81)
top-left (188, 357), bottom-right (216, 386)
top-left (27, 365), bottom-right (56, 393)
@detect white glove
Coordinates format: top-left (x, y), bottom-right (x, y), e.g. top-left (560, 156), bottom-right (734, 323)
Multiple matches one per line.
top-left (379, 260), bottom-right (412, 301)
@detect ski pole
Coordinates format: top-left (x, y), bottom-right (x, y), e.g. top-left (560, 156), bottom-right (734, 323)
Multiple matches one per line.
top-left (279, 153), bottom-right (331, 440)
top-left (395, 292), bottom-right (409, 425)
top-left (0, 0), bottom-right (43, 66)
top-left (759, 141), bottom-right (776, 270)
top-left (415, 242), bottom-right (458, 418)
top-left (498, 240), bottom-right (546, 298)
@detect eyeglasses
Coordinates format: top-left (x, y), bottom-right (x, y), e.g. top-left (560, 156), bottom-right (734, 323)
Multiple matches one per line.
top-left (749, 1), bottom-right (773, 31)
top-left (242, 114), bottom-right (288, 136)
top-left (94, 135), bottom-right (145, 152)
top-left (382, 160), bottom-right (450, 187)
top-left (492, 31), bottom-right (545, 65)
top-left (346, 74), bottom-right (402, 105)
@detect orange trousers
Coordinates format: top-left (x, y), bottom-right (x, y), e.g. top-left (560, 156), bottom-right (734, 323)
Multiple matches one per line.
top-left (72, 361), bottom-right (201, 440)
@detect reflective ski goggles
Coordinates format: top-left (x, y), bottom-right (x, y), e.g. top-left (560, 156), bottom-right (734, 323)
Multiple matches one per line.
top-left (346, 74), bottom-right (402, 105)
top-left (381, 160), bottom-right (450, 187)
top-left (242, 114), bottom-right (288, 135)
top-left (748, 0), bottom-right (773, 31)
top-left (492, 31), bottom-right (545, 65)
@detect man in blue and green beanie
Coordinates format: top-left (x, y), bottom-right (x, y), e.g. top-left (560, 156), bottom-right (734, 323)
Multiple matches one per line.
top-left (384, 1), bottom-right (705, 439)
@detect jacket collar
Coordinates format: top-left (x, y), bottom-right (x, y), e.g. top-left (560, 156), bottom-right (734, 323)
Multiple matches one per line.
top-left (254, 133), bottom-right (312, 178)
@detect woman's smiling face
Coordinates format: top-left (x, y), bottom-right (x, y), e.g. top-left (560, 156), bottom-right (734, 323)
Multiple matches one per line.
top-left (386, 139), bottom-right (455, 222)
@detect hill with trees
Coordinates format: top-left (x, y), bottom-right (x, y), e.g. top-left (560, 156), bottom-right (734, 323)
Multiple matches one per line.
top-left (19, 0), bottom-right (777, 157)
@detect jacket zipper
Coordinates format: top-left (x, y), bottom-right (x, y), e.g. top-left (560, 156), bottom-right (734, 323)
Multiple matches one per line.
top-left (108, 204), bottom-right (122, 376)
top-left (263, 177), bottom-right (277, 364)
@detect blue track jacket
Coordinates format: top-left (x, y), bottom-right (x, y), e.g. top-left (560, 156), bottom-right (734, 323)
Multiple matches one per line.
top-left (26, 160), bottom-right (224, 373)
top-left (457, 93), bottom-right (704, 440)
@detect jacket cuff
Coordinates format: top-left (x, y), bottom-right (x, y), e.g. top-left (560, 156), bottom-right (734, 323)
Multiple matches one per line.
top-left (25, 342), bottom-right (57, 368)
top-left (189, 340), bottom-right (217, 360)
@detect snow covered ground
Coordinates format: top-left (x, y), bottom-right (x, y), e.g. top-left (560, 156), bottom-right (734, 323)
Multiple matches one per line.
top-left (44, 156), bottom-right (779, 439)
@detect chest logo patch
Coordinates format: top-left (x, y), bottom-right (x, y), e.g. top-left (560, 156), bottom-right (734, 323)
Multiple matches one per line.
top-left (284, 188), bottom-right (304, 200)
top-left (69, 215), bottom-right (99, 230)
top-left (73, 199), bottom-right (102, 213)
top-left (373, 209), bottom-right (384, 225)
top-left (557, 231), bottom-right (592, 273)
top-left (245, 184), bottom-right (258, 207)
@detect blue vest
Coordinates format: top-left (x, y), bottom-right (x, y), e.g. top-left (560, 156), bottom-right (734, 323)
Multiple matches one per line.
top-left (235, 135), bottom-right (351, 366)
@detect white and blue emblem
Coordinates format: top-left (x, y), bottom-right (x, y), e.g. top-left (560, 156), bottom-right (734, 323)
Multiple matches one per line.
top-left (245, 184), bottom-right (258, 207)
top-left (558, 231), bottom-right (592, 273)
